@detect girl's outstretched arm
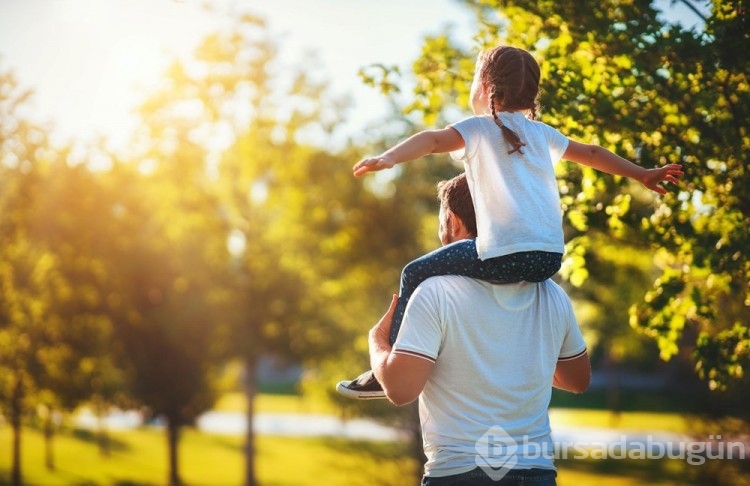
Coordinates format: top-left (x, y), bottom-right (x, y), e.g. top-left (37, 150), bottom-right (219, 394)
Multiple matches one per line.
top-left (353, 128), bottom-right (464, 177)
top-left (563, 140), bottom-right (684, 195)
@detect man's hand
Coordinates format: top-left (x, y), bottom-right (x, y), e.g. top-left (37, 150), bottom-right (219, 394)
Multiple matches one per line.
top-left (369, 293), bottom-right (433, 406)
top-left (640, 163), bottom-right (684, 194)
top-left (369, 294), bottom-right (399, 346)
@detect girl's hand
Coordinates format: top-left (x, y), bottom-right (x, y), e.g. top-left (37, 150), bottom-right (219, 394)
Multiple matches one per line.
top-left (641, 163), bottom-right (684, 194)
top-left (353, 155), bottom-right (394, 177)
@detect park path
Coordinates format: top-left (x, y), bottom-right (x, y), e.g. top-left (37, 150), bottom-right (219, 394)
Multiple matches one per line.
top-left (74, 407), bottom-right (749, 458)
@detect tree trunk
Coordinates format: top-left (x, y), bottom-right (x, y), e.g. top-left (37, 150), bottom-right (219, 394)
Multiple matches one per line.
top-left (10, 373), bottom-right (23, 486)
top-left (407, 403), bottom-right (426, 483)
top-left (243, 355), bottom-right (258, 486)
top-left (95, 401), bottom-right (111, 457)
top-left (43, 409), bottom-right (55, 471)
top-left (604, 348), bottom-right (621, 427)
top-left (166, 418), bottom-right (182, 486)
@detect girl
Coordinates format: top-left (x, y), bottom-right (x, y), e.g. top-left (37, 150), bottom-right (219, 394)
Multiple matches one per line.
top-left (337, 45), bottom-right (683, 399)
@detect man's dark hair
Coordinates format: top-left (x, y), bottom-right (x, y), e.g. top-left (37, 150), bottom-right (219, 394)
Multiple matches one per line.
top-left (437, 173), bottom-right (477, 236)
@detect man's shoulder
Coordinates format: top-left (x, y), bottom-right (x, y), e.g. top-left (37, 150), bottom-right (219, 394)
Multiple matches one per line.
top-left (419, 274), bottom-right (487, 290)
top-left (418, 277), bottom-right (570, 304)
top-left (419, 275), bottom-right (545, 294)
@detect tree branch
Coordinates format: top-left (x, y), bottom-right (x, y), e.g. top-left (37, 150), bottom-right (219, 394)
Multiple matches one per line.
top-left (675, 0), bottom-right (709, 23)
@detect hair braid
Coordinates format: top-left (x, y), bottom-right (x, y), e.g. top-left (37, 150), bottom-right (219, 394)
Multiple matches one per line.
top-left (489, 86), bottom-right (526, 155)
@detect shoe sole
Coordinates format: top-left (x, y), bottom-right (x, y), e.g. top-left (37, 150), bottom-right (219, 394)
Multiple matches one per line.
top-left (335, 381), bottom-right (387, 400)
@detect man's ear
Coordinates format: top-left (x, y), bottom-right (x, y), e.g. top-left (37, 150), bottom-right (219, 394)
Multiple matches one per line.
top-left (447, 210), bottom-right (466, 240)
top-left (481, 80), bottom-right (490, 97)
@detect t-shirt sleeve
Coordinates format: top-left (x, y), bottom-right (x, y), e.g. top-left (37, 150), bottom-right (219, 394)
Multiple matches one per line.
top-left (448, 117), bottom-right (479, 163)
top-left (558, 301), bottom-right (587, 361)
top-left (540, 123), bottom-right (570, 164)
top-left (392, 281), bottom-right (444, 363)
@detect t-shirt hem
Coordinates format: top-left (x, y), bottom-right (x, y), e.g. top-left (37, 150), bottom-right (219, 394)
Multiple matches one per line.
top-left (559, 347), bottom-right (587, 361)
top-left (424, 464), bottom-right (557, 478)
top-left (393, 348), bottom-right (437, 363)
top-left (478, 244), bottom-right (564, 260)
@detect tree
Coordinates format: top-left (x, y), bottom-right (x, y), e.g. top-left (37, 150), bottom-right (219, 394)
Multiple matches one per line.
top-left (0, 67), bottom-right (129, 477)
top-left (628, 0), bottom-right (749, 392)
top-left (100, 147), bottom-right (229, 486)
top-left (29, 155), bottom-right (133, 470)
top-left (0, 66), bottom-right (69, 486)
top-left (127, 10), bottom-right (361, 484)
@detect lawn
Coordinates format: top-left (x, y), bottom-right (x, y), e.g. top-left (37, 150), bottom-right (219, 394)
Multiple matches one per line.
top-left (0, 394), bottom-right (742, 485)
top-left (0, 425), bottom-right (415, 485)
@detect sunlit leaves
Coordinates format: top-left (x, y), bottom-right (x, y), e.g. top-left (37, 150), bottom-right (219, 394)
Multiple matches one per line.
top-left (695, 324), bottom-right (750, 390)
top-left (359, 63), bottom-right (402, 96)
top-left (408, 35), bottom-right (474, 126)
top-left (560, 240), bottom-right (589, 288)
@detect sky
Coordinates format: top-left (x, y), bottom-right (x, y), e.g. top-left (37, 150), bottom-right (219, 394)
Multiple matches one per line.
top-left (0, 0), bottom-right (706, 152)
top-left (0, 0), bottom-right (475, 151)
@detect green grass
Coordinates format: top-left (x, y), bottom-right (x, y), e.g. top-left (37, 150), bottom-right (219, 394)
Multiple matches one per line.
top-left (0, 395), bottom-right (739, 485)
top-left (214, 391), bottom-right (339, 415)
top-left (555, 458), bottom-right (696, 486)
top-left (549, 408), bottom-right (694, 434)
top-left (0, 425), bottom-right (414, 485)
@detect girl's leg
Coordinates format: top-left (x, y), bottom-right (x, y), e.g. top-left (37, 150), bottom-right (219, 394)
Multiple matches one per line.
top-left (389, 240), bottom-right (561, 344)
top-left (389, 240), bottom-right (479, 343)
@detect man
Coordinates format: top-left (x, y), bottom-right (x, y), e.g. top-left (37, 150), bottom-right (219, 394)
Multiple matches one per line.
top-left (368, 173), bottom-right (590, 485)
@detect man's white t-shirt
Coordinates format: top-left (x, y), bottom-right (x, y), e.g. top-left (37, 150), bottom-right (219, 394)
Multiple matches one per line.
top-left (393, 276), bottom-right (586, 477)
top-left (449, 113), bottom-right (570, 261)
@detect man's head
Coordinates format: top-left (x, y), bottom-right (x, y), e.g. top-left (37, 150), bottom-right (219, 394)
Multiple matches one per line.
top-left (437, 173), bottom-right (477, 245)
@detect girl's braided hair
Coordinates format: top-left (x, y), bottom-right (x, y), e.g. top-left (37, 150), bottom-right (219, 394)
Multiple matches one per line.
top-left (478, 46), bottom-right (541, 155)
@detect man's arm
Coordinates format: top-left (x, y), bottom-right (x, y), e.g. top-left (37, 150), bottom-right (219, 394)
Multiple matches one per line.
top-left (553, 350), bottom-right (591, 393)
top-left (369, 295), bottom-right (434, 406)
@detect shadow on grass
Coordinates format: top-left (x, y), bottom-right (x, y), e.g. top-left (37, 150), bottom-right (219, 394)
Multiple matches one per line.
top-left (196, 432), bottom-right (244, 453)
top-left (110, 480), bottom-right (159, 486)
top-left (0, 469), bottom-right (162, 486)
top-left (70, 427), bottom-right (131, 453)
top-left (318, 436), bottom-right (411, 460)
top-left (0, 468), bottom-right (99, 486)
top-left (557, 456), bottom-right (750, 485)
top-left (558, 456), bottom-right (689, 483)
top-left (550, 387), bottom-right (712, 413)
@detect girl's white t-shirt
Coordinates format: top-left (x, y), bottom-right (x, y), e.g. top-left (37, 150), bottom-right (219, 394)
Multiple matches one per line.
top-left (449, 112), bottom-right (569, 260)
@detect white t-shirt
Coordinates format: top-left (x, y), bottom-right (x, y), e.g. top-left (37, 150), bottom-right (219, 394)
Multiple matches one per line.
top-left (393, 276), bottom-right (586, 477)
top-left (449, 113), bottom-right (569, 260)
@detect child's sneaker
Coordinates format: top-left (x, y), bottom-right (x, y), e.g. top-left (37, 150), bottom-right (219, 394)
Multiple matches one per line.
top-left (336, 370), bottom-right (386, 399)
